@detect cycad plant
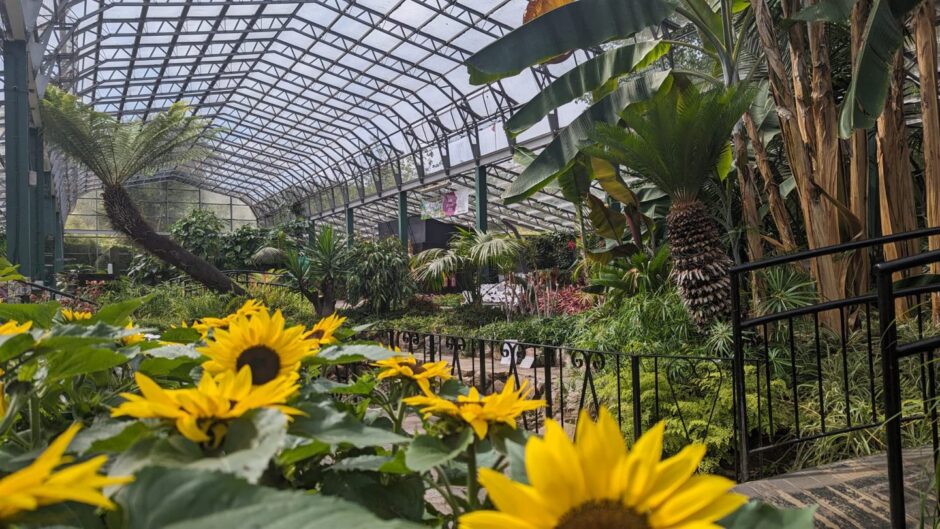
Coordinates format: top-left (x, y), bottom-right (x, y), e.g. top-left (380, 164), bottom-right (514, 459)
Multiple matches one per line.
top-left (588, 84), bottom-right (754, 326)
top-left (411, 228), bottom-right (523, 306)
top-left (283, 226), bottom-right (352, 316)
top-left (40, 87), bottom-right (241, 293)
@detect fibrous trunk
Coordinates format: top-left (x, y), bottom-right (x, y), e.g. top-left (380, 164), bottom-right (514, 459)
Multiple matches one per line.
top-left (668, 200), bottom-right (732, 327)
top-left (848, 0), bottom-right (871, 295)
top-left (913, 0), bottom-right (940, 320)
top-left (103, 184), bottom-right (244, 294)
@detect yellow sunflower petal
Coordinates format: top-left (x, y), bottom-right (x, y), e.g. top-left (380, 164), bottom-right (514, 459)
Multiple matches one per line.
top-left (648, 475), bottom-right (738, 528)
top-left (575, 408), bottom-right (625, 500)
top-left (458, 510), bottom-right (539, 529)
top-left (639, 443), bottom-right (708, 511)
top-left (477, 468), bottom-right (558, 526)
top-left (620, 421), bottom-right (665, 507)
top-left (525, 420), bottom-right (587, 516)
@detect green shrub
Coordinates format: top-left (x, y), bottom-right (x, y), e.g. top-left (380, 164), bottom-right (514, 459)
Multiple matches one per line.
top-left (476, 316), bottom-right (579, 345)
top-left (346, 237), bottom-right (415, 314)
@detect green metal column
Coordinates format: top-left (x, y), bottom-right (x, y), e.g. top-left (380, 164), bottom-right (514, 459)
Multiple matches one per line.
top-left (41, 161), bottom-right (56, 284)
top-left (475, 165), bottom-right (487, 233)
top-left (345, 207), bottom-right (355, 247)
top-left (397, 190), bottom-right (408, 246)
top-left (53, 209), bottom-right (64, 273)
top-left (4, 40), bottom-right (34, 278)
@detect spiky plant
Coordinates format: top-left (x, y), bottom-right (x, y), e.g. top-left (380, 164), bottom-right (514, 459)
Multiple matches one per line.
top-left (588, 84), bottom-right (754, 326)
top-left (411, 228), bottom-right (523, 305)
top-left (41, 86), bottom-right (242, 294)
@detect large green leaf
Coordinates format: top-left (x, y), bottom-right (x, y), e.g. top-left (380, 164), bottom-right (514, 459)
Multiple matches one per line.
top-left (321, 472), bottom-right (426, 522)
top-left (0, 333), bottom-right (36, 362)
top-left (594, 159), bottom-right (638, 206)
top-left (720, 501), bottom-right (816, 528)
top-left (117, 467), bottom-right (423, 529)
top-left (109, 410), bottom-right (288, 484)
top-left (314, 344), bottom-right (399, 365)
top-left (587, 194), bottom-right (626, 240)
top-left (789, 0), bottom-right (854, 23)
top-left (90, 296), bottom-right (149, 326)
top-left (504, 71), bottom-right (671, 204)
top-left (466, 0), bottom-right (675, 85)
top-left (506, 40), bottom-right (669, 136)
top-left (838, 0), bottom-right (920, 137)
top-left (0, 301), bottom-right (60, 328)
top-left (404, 429), bottom-right (473, 472)
top-left (290, 401), bottom-right (408, 448)
top-left (45, 348), bottom-right (128, 382)
top-left (556, 160), bottom-right (592, 203)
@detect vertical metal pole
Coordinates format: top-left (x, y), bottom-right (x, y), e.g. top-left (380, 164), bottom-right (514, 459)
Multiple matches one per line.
top-left (4, 40), bottom-right (33, 277)
top-left (631, 355), bottom-right (643, 441)
top-left (475, 165), bottom-right (487, 233)
top-left (398, 190), bottom-right (408, 246)
top-left (876, 265), bottom-right (907, 529)
top-left (478, 340), bottom-right (487, 392)
top-left (345, 206), bottom-right (354, 248)
top-left (53, 209), bottom-right (64, 273)
top-left (29, 128), bottom-right (44, 281)
top-left (731, 270), bottom-right (750, 481)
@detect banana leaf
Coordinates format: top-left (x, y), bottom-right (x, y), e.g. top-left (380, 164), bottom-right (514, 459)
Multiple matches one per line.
top-left (505, 40), bottom-right (670, 137)
top-left (503, 70), bottom-right (671, 204)
top-left (838, 0), bottom-right (920, 137)
top-left (466, 0), bottom-right (675, 85)
top-left (587, 193), bottom-right (627, 240)
top-left (789, 0), bottom-right (854, 23)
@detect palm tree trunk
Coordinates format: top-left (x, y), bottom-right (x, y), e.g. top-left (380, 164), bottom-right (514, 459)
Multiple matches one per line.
top-left (733, 128), bottom-right (764, 309)
top-left (754, 0), bottom-right (844, 321)
top-left (876, 53), bottom-right (919, 263)
top-left (668, 199), bottom-right (733, 327)
top-left (102, 184), bottom-right (244, 294)
top-left (318, 281), bottom-right (336, 317)
top-left (913, 0), bottom-right (940, 320)
top-left (849, 0), bottom-right (871, 295)
top-left (743, 113), bottom-right (797, 251)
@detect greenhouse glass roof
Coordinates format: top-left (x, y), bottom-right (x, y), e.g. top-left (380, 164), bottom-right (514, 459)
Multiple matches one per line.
top-left (0, 0), bottom-right (606, 234)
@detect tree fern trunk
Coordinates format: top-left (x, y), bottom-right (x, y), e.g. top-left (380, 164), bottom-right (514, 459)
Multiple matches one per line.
top-left (668, 200), bottom-right (732, 327)
top-left (102, 184), bottom-right (244, 294)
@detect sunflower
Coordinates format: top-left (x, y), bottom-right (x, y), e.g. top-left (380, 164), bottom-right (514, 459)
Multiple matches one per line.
top-left (0, 320), bottom-right (32, 335)
top-left (305, 313), bottom-right (345, 346)
top-left (403, 379), bottom-right (544, 439)
top-left (60, 308), bottom-right (93, 322)
top-left (198, 310), bottom-right (318, 385)
top-left (198, 299), bottom-right (268, 333)
top-left (373, 355), bottom-right (452, 393)
top-left (121, 320), bottom-right (146, 346)
top-left (0, 423), bottom-right (133, 520)
top-left (459, 410), bottom-right (747, 529)
top-left (111, 367), bottom-right (301, 446)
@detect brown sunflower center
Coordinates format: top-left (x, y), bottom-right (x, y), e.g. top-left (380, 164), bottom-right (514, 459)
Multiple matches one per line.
top-left (308, 329), bottom-right (325, 340)
top-left (555, 501), bottom-right (649, 529)
top-left (409, 363), bottom-right (427, 375)
top-left (236, 345), bottom-right (281, 384)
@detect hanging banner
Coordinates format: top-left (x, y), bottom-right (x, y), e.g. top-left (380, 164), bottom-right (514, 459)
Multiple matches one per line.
top-left (420, 189), bottom-right (470, 220)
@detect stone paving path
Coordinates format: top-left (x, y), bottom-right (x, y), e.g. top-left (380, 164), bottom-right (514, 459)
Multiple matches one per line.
top-left (735, 449), bottom-right (937, 528)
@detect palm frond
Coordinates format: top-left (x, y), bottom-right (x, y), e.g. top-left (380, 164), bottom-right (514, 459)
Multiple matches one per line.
top-left (588, 83), bottom-right (755, 202)
top-left (41, 87), bottom-right (218, 186)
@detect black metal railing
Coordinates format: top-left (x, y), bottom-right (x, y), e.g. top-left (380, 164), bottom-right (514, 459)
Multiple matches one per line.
top-left (730, 227), bottom-right (940, 484)
top-left (377, 330), bottom-right (731, 455)
top-left (875, 249), bottom-right (940, 529)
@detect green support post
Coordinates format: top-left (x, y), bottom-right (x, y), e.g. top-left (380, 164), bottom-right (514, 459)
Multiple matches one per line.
top-left (42, 167), bottom-right (57, 284)
top-left (345, 207), bottom-right (355, 248)
top-left (4, 40), bottom-right (35, 278)
top-left (475, 165), bottom-right (487, 233)
top-left (53, 210), bottom-right (64, 273)
top-left (398, 190), bottom-right (408, 246)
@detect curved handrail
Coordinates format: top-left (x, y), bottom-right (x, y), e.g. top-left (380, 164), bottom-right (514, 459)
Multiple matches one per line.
top-left (732, 226), bottom-right (940, 273)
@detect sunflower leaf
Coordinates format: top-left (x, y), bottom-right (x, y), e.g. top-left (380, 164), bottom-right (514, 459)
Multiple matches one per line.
top-left (314, 344), bottom-right (399, 365)
top-left (720, 501), bottom-right (816, 528)
top-left (290, 401), bottom-right (408, 448)
top-left (117, 467), bottom-right (424, 529)
top-left (405, 429), bottom-right (473, 472)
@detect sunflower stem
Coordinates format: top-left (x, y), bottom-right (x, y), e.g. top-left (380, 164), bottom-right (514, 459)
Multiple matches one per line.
top-left (28, 394), bottom-right (41, 448)
top-left (466, 438), bottom-right (480, 511)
